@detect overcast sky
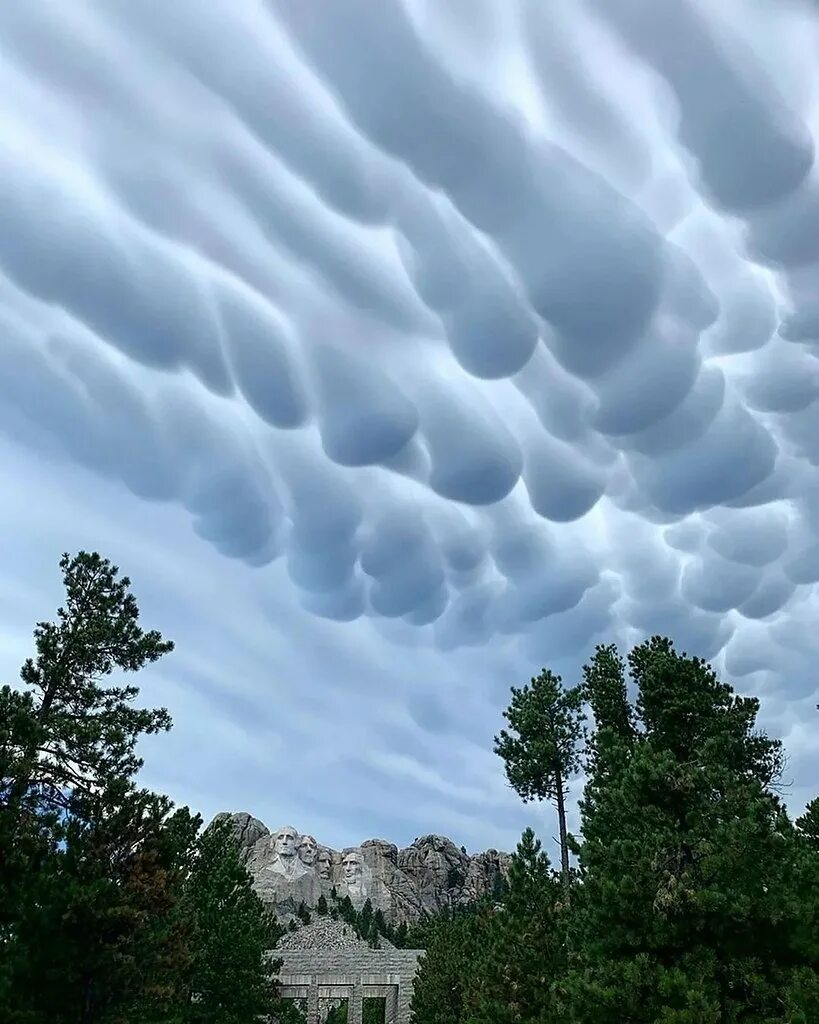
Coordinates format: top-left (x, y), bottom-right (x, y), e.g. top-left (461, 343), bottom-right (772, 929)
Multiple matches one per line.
top-left (2, 0), bottom-right (819, 858)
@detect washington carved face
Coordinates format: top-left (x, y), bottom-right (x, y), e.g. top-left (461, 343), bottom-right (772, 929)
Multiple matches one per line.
top-left (297, 835), bottom-right (317, 866)
top-left (342, 850), bottom-right (363, 883)
top-left (274, 826), bottom-right (298, 857)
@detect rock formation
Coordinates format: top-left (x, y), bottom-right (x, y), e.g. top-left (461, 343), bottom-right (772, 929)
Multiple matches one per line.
top-left (215, 812), bottom-right (511, 926)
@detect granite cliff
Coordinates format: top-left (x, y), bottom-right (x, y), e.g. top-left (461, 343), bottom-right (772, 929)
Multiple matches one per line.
top-left (213, 812), bottom-right (511, 926)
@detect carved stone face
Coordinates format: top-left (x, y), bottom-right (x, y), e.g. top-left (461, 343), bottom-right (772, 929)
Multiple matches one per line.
top-left (317, 848), bottom-right (333, 879)
top-left (297, 835), bottom-right (317, 866)
top-left (342, 850), bottom-right (363, 883)
top-left (274, 826), bottom-right (298, 858)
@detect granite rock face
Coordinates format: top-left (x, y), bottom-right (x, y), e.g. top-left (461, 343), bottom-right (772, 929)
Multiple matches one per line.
top-left (212, 811), bottom-right (269, 855)
top-left (215, 813), bottom-right (511, 926)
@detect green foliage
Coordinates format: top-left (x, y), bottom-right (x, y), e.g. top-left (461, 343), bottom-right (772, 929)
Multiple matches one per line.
top-left (413, 638), bottom-right (819, 1024)
top-left (360, 897), bottom-right (373, 937)
top-left (467, 828), bottom-right (568, 1024)
top-left (565, 638), bottom-right (819, 1022)
top-left (393, 920), bottom-right (409, 947)
top-left (410, 902), bottom-right (494, 1024)
top-left (363, 996), bottom-right (386, 1023)
top-left (1, 552), bottom-right (279, 1024)
top-left (796, 798), bottom-right (819, 852)
top-left (9, 551), bottom-right (173, 818)
top-left (494, 669), bottom-right (584, 883)
top-left (316, 893), bottom-right (329, 915)
top-left (183, 816), bottom-right (280, 1023)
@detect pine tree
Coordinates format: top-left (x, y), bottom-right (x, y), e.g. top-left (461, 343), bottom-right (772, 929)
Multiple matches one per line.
top-left (5, 551), bottom-right (173, 819)
top-left (494, 670), bottom-right (584, 886)
top-left (183, 816), bottom-right (279, 1024)
top-left (797, 798), bottom-right (819, 852)
top-left (316, 894), bottom-right (329, 916)
top-left (359, 897), bottom-right (373, 938)
top-left (565, 637), bottom-right (819, 1022)
top-left (409, 903), bottom-right (494, 1024)
top-left (394, 921), bottom-right (408, 948)
top-left (467, 829), bottom-right (567, 1023)
top-left (1, 552), bottom-right (182, 1022)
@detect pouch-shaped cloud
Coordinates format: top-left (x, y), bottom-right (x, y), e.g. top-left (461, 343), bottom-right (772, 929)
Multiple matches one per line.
top-left (2, 0), bottom-right (819, 836)
top-left (311, 343), bottom-right (419, 467)
top-left (419, 384), bottom-right (523, 505)
top-left (590, 0), bottom-right (814, 212)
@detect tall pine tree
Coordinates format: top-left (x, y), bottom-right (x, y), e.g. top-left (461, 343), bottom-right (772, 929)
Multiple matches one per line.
top-left (565, 637), bottom-right (819, 1022)
top-left (494, 669), bottom-right (584, 885)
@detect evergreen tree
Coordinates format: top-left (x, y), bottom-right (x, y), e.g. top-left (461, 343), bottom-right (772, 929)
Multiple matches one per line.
top-left (359, 897), bottom-right (373, 938)
top-left (7, 787), bottom-right (199, 1023)
top-left (2, 552), bottom-right (281, 1024)
top-left (565, 637), bottom-right (819, 1022)
top-left (468, 828), bottom-right (567, 1023)
top-left (797, 798), bottom-right (819, 852)
top-left (409, 903), bottom-right (494, 1024)
top-left (5, 551), bottom-right (173, 819)
top-left (296, 901), bottom-right (311, 925)
top-left (367, 919), bottom-right (381, 949)
top-left (316, 894), bottom-right (329, 916)
top-left (1, 552), bottom-right (181, 1022)
top-left (182, 816), bottom-right (280, 1024)
top-left (494, 670), bottom-right (584, 885)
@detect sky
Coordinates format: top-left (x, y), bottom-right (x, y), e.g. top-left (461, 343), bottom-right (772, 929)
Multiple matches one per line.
top-left (1, 0), bottom-right (819, 858)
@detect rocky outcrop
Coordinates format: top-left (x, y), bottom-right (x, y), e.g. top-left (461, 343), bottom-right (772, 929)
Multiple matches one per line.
top-left (213, 810), bottom-right (269, 857)
top-left (214, 813), bottom-right (511, 926)
top-left (276, 917), bottom-right (373, 952)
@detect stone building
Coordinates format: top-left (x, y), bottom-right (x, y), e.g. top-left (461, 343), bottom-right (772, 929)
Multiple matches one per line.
top-left (273, 948), bottom-right (422, 1024)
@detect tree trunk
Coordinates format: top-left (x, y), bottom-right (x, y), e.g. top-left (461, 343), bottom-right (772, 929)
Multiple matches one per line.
top-left (554, 768), bottom-right (570, 887)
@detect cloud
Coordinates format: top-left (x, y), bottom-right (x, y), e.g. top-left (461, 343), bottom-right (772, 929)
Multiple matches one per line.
top-left (0, 0), bottom-right (818, 852)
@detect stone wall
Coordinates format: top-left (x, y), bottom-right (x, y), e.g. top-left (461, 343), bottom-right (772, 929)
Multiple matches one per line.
top-left (273, 948), bottom-right (423, 1024)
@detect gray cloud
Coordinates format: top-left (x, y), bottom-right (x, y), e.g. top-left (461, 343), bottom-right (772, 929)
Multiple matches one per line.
top-left (1, 0), bottom-right (818, 850)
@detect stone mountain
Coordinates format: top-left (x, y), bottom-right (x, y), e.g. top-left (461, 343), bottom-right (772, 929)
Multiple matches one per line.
top-left (213, 812), bottom-right (511, 926)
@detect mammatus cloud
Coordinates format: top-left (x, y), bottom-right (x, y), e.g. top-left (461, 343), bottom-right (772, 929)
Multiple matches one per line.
top-left (1, 0), bottom-right (818, 849)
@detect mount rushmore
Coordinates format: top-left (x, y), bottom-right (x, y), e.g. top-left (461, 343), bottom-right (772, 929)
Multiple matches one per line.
top-left (214, 812), bottom-right (511, 925)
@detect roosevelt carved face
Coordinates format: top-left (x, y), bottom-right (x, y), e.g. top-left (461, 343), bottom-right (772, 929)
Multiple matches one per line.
top-left (274, 826), bottom-right (298, 858)
top-left (317, 848), bottom-right (333, 879)
top-left (342, 850), bottom-right (363, 883)
top-left (297, 835), bottom-right (317, 866)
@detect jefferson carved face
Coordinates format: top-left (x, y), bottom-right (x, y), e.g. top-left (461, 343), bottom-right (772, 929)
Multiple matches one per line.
top-left (316, 848), bottom-right (333, 879)
top-left (297, 835), bottom-right (317, 865)
top-left (342, 850), bottom-right (363, 882)
top-left (274, 826), bottom-right (298, 857)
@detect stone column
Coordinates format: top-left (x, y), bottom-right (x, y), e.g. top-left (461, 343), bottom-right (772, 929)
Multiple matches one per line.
top-left (385, 985), bottom-right (399, 1024)
top-left (307, 977), bottom-right (319, 1024)
top-left (348, 980), bottom-right (363, 1024)
top-left (396, 977), bottom-right (413, 1024)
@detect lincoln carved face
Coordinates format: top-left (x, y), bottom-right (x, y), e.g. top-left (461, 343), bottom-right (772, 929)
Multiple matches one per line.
top-left (274, 826), bottom-right (298, 858)
top-left (342, 850), bottom-right (363, 883)
top-left (297, 834), bottom-right (317, 866)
